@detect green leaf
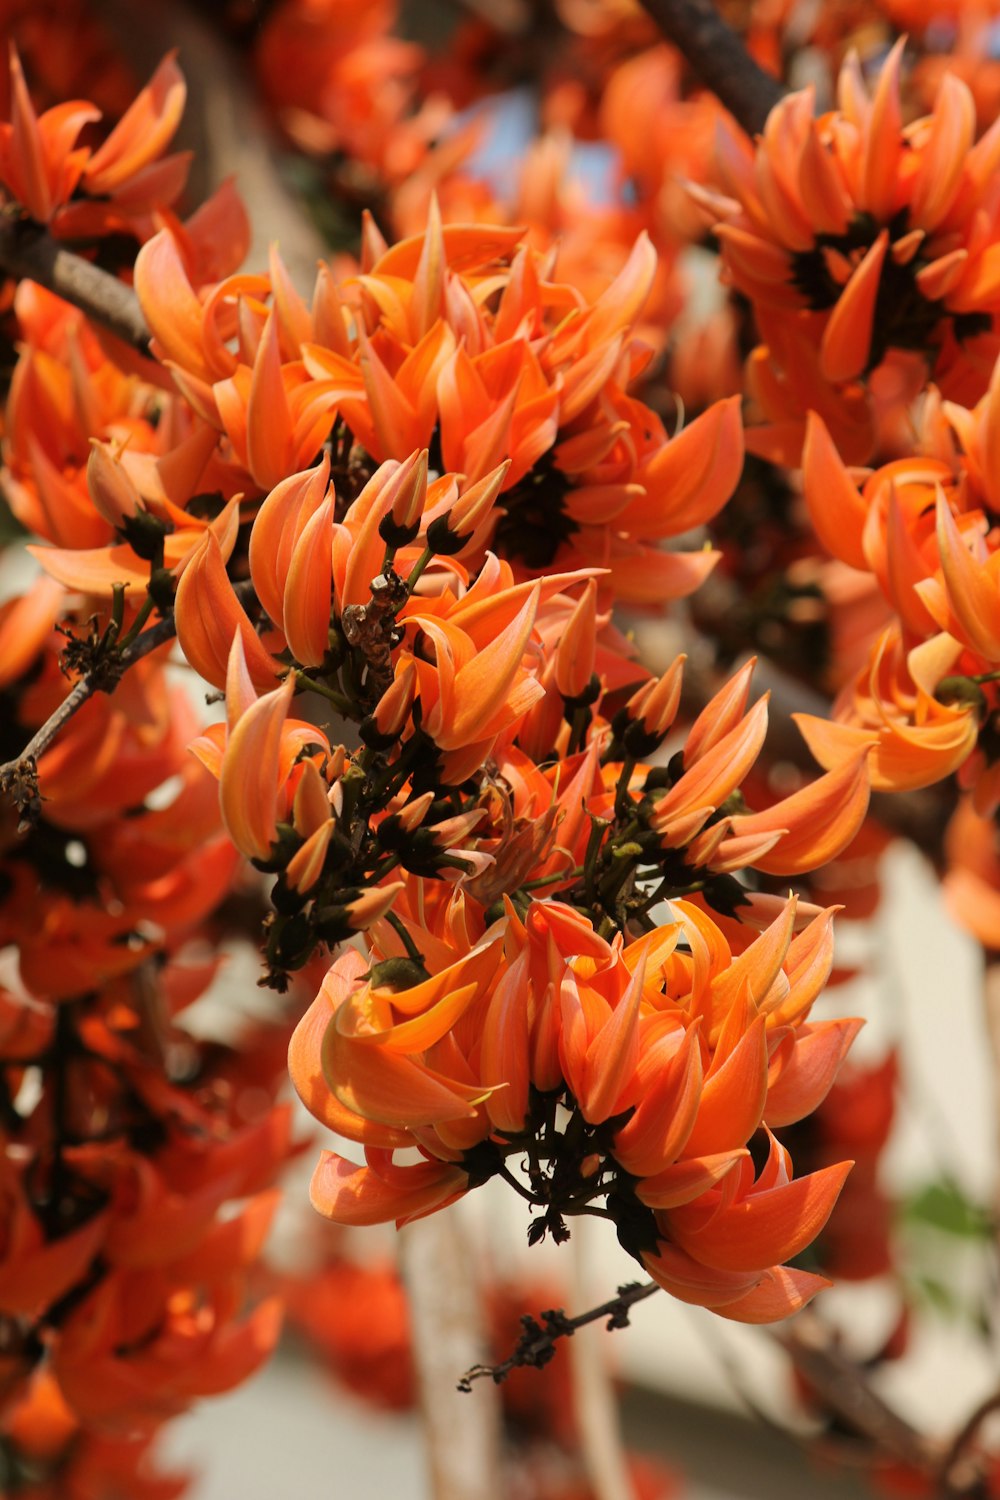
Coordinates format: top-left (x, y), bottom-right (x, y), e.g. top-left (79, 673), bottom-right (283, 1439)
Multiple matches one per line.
top-left (901, 1179), bottom-right (994, 1239)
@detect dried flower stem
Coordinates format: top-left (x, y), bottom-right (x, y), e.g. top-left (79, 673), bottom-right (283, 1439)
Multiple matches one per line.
top-left (637, 0), bottom-right (786, 137)
top-left (0, 218), bottom-right (151, 354)
top-left (459, 1280), bottom-right (660, 1390)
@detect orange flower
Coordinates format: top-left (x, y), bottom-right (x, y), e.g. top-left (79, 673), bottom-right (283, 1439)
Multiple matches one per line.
top-left (795, 627), bottom-right (980, 793)
top-left (699, 46), bottom-right (1000, 455)
top-left (135, 205), bottom-right (743, 601)
top-left (0, 48), bottom-right (189, 237)
top-left (291, 884), bottom-right (855, 1324)
top-left (256, 0), bottom-right (450, 189)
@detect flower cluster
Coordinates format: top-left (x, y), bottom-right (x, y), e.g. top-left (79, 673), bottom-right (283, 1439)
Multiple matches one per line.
top-left (697, 42), bottom-right (1000, 460)
top-left (290, 884), bottom-right (858, 1322)
top-left (0, 48), bottom-right (189, 240)
top-left (123, 204), bottom-right (745, 605)
top-left (0, 13), bottom-right (946, 1484)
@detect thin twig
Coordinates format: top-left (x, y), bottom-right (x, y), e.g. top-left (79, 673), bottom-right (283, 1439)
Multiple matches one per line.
top-left (0, 610), bottom-right (175, 813)
top-left (0, 571), bottom-right (264, 816)
top-left (0, 218), bottom-right (151, 354)
top-left (458, 1280), bottom-right (660, 1391)
top-left (939, 1387), bottom-right (1000, 1493)
top-left (637, 0), bottom-right (786, 136)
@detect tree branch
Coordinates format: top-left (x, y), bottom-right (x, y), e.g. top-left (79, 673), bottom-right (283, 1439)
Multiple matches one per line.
top-left (781, 1314), bottom-right (939, 1474)
top-left (568, 1231), bottom-right (634, 1500)
top-left (400, 1212), bottom-right (504, 1500)
top-left (0, 219), bottom-right (151, 354)
top-left (939, 1386), bottom-right (1000, 1493)
top-left (636, 0), bottom-right (786, 137)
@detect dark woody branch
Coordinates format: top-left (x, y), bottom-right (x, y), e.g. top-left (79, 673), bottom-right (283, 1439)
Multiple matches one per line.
top-left (637, 0), bottom-right (786, 136)
top-left (0, 217), bottom-right (151, 355)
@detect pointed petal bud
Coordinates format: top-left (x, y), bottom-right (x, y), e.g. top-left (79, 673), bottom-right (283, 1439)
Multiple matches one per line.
top-left (219, 673), bottom-right (296, 860)
top-left (394, 790), bottom-right (435, 835)
top-left (425, 461), bottom-right (510, 556)
top-left (554, 579), bottom-right (598, 699)
top-left (361, 656), bottom-right (418, 749)
top-left (360, 210), bottom-right (389, 273)
top-left (286, 820), bottom-right (335, 894)
top-left (87, 439), bottom-right (143, 529)
top-left (684, 659), bottom-right (757, 766)
top-left (379, 449), bottom-right (429, 548)
top-left (820, 230), bottom-right (889, 383)
top-left (175, 531), bottom-right (278, 691)
top-left (343, 881), bottom-right (407, 932)
top-left (292, 759), bottom-right (332, 838)
top-left (802, 412), bottom-right (870, 573)
top-left (624, 655), bottom-right (685, 749)
top-left (283, 494), bottom-right (334, 668)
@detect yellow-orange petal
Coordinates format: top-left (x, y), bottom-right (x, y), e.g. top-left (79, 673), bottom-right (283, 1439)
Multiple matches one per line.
top-left (714, 1266), bottom-right (831, 1323)
top-left (134, 229), bottom-right (209, 379)
top-left (765, 1016), bottom-right (864, 1128)
top-left (682, 1014), bottom-right (768, 1158)
top-left (666, 1159), bottom-right (852, 1273)
top-left (613, 1027), bottom-right (704, 1178)
top-left (288, 989), bottom-right (409, 1148)
top-left (323, 1028), bottom-right (480, 1128)
top-left (84, 52), bottom-right (186, 194)
top-left (636, 1149), bottom-right (748, 1211)
top-left (282, 494), bottom-right (334, 668)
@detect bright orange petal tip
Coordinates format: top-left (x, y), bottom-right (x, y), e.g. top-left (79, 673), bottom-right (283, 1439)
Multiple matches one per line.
top-left (345, 882), bottom-right (407, 931)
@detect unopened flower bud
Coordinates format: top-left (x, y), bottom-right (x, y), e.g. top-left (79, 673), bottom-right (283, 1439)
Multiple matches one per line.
top-left (555, 579), bottom-right (599, 699)
top-left (425, 461), bottom-right (510, 555)
top-left (344, 881), bottom-right (406, 932)
top-left (87, 439), bottom-right (144, 530)
top-left (359, 657), bottom-right (418, 748)
top-left (426, 807), bottom-right (487, 849)
top-left (325, 745), bottom-right (348, 786)
top-left (394, 790), bottom-right (435, 835)
top-left (378, 449), bottom-right (429, 548)
top-left (622, 656), bottom-right (686, 756)
top-left (286, 821), bottom-right (335, 894)
top-left (292, 759), bottom-right (333, 838)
